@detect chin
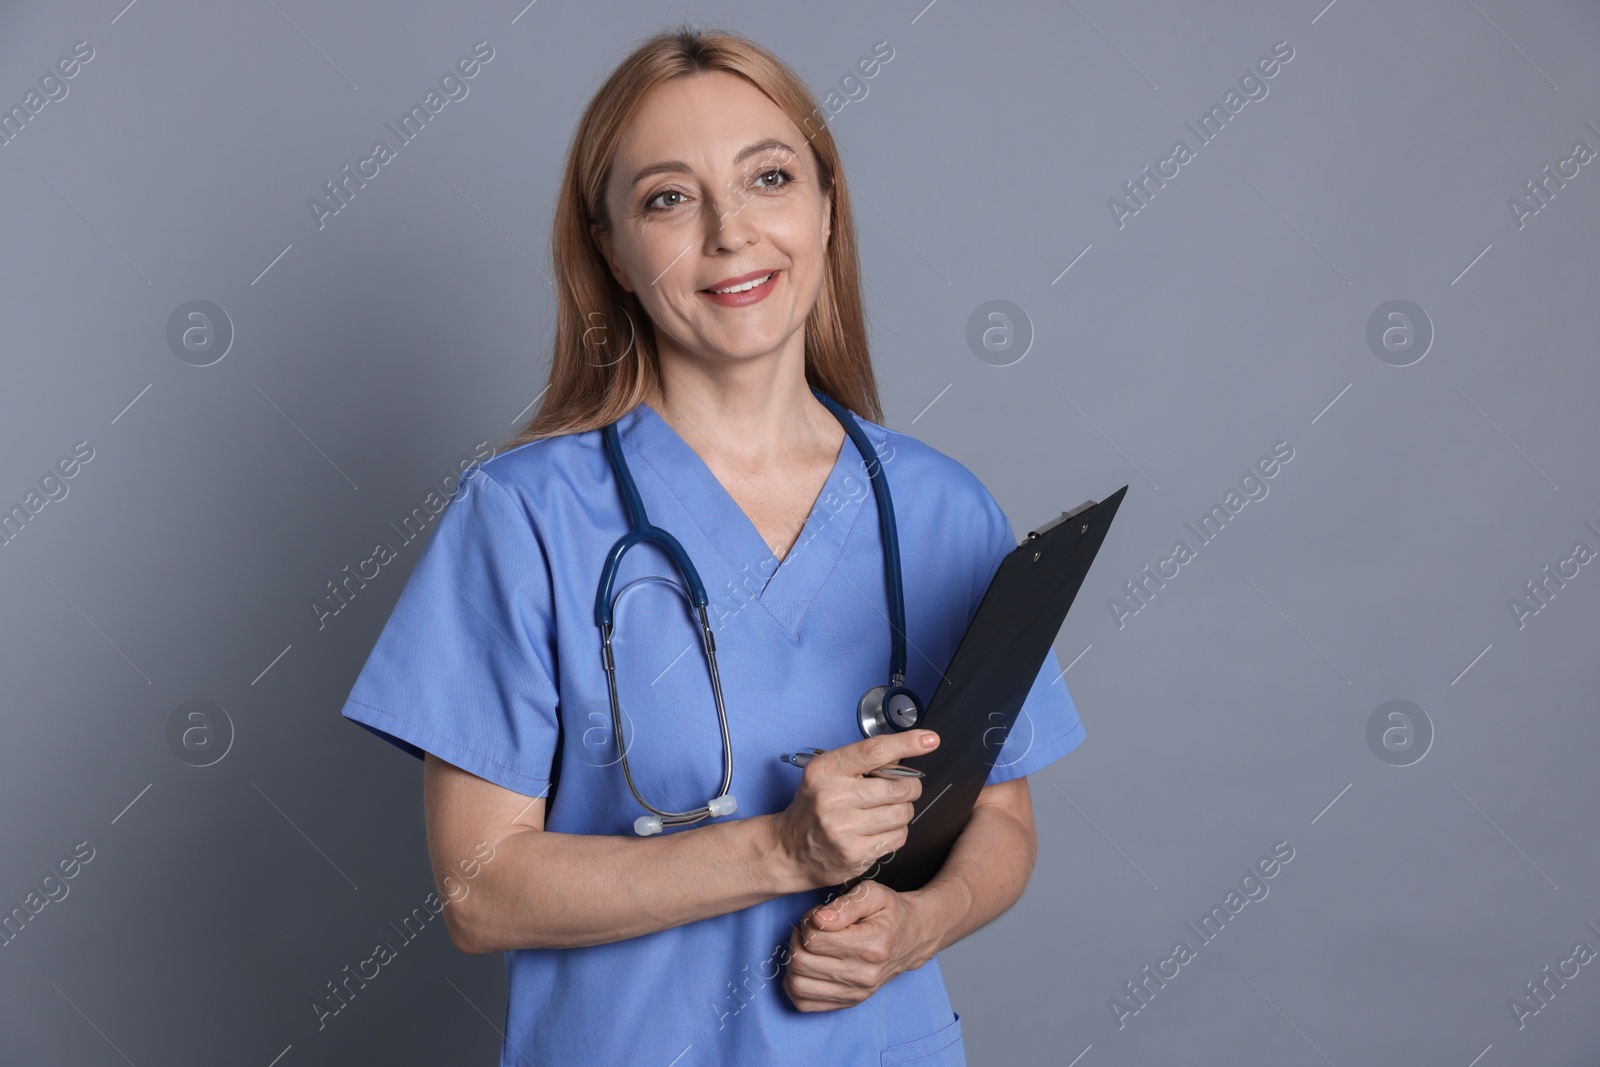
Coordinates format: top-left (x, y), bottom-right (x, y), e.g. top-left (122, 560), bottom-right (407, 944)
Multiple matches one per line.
top-left (700, 326), bottom-right (794, 360)
top-left (715, 342), bottom-right (788, 364)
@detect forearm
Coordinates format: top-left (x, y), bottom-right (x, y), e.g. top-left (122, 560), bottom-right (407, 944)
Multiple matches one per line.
top-left (905, 790), bottom-right (1037, 958)
top-left (457, 813), bottom-right (815, 952)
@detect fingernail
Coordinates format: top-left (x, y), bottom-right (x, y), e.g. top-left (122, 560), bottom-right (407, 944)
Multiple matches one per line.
top-left (920, 732), bottom-right (937, 747)
top-left (817, 910), bottom-right (835, 921)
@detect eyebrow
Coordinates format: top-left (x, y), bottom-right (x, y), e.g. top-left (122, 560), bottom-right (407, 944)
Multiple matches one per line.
top-left (627, 138), bottom-right (799, 190)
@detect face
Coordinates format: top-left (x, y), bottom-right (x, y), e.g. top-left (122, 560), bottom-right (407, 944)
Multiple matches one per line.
top-left (595, 71), bottom-right (832, 375)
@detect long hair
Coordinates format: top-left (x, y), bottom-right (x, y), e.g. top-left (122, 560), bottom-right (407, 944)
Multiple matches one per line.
top-left (500, 25), bottom-right (881, 448)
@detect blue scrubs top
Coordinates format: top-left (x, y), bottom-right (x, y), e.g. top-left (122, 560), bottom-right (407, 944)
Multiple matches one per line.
top-left (341, 401), bottom-right (1085, 1067)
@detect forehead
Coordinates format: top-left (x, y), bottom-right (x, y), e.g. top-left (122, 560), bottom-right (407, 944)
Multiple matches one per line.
top-left (613, 70), bottom-right (803, 174)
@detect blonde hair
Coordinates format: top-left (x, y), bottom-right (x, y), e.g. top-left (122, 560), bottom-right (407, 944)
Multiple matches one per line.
top-left (501, 25), bottom-right (882, 448)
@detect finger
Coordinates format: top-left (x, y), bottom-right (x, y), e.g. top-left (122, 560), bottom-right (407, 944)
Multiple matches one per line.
top-left (795, 907), bottom-right (864, 954)
top-left (845, 776), bottom-right (922, 810)
top-left (802, 905), bottom-right (893, 960)
top-left (845, 829), bottom-right (911, 876)
top-left (816, 842), bottom-right (906, 891)
top-left (789, 946), bottom-right (876, 990)
top-left (787, 993), bottom-right (834, 1013)
top-left (843, 802), bottom-right (917, 840)
top-left (784, 959), bottom-right (851, 991)
top-left (785, 968), bottom-right (870, 1007)
top-left (784, 969), bottom-right (835, 1012)
top-left (785, 943), bottom-right (841, 980)
top-left (797, 927), bottom-right (856, 960)
top-left (812, 881), bottom-right (889, 931)
top-left (786, 983), bottom-right (857, 1011)
top-left (814, 803), bottom-right (913, 854)
top-left (824, 730), bottom-right (939, 778)
top-left (801, 927), bottom-right (890, 963)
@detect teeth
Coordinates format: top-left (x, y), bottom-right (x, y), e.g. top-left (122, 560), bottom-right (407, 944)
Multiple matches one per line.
top-left (711, 272), bottom-right (773, 294)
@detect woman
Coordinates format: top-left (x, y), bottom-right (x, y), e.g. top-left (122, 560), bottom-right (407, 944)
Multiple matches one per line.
top-left (341, 26), bottom-right (1085, 1066)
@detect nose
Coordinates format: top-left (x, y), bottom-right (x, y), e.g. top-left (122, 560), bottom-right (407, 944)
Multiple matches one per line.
top-left (703, 182), bottom-right (759, 253)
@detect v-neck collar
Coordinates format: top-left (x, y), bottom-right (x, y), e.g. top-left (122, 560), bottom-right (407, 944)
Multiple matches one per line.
top-left (613, 401), bottom-right (875, 636)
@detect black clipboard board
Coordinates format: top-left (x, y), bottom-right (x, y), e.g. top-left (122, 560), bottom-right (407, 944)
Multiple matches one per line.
top-left (848, 485), bottom-right (1127, 893)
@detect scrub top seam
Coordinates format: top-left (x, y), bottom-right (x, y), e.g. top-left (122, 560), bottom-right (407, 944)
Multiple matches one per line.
top-left (785, 481), bottom-right (871, 637)
top-left (761, 416), bottom-right (882, 634)
top-left (465, 469), bottom-right (565, 674)
top-left (985, 716), bottom-right (1087, 785)
top-left (618, 427), bottom-right (798, 634)
top-left (344, 698), bottom-right (552, 794)
top-left (451, 468), bottom-right (569, 723)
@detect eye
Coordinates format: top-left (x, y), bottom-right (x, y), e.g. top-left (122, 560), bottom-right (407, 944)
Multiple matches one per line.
top-left (645, 187), bottom-right (688, 212)
top-left (755, 167), bottom-right (795, 190)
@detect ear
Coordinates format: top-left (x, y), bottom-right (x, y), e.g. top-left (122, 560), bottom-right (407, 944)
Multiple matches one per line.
top-left (591, 223), bottom-right (634, 293)
top-left (820, 188), bottom-right (832, 250)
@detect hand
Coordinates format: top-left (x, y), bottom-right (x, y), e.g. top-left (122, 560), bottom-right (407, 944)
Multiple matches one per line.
top-left (772, 731), bottom-right (938, 888)
top-left (783, 880), bottom-right (945, 1012)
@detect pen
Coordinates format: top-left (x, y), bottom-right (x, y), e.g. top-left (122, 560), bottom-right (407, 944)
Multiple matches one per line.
top-left (778, 747), bottom-right (925, 779)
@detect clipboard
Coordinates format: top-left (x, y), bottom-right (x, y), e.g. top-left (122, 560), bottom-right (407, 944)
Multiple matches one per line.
top-left (848, 485), bottom-right (1128, 894)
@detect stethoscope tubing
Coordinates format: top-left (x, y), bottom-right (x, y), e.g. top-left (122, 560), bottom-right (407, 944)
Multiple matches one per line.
top-left (595, 387), bottom-right (909, 829)
top-left (596, 419), bottom-right (709, 626)
top-left (809, 387), bottom-right (908, 685)
top-left (599, 603), bottom-right (734, 825)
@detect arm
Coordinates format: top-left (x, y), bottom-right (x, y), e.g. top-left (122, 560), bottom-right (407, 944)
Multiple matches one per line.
top-left (425, 729), bottom-right (938, 954)
top-left (783, 776), bottom-right (1038, 1011)
top-left (424, 753), bottom-right (805, 953)
top-left (909, 775), bottom-right (1038, 952)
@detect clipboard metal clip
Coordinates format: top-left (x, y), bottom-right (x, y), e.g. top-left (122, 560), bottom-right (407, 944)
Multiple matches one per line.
top-left (1026, 499), bottom-right (1098, 541)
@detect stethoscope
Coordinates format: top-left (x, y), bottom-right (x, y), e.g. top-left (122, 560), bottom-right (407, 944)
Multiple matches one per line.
top-left (596, 386), bottom-right (923, 835)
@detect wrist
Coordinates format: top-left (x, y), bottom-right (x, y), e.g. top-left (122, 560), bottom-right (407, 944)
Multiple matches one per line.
top-left (905, 877), bottom-right (972, 963)
top-left (752, 814), bottom-right (815, 895)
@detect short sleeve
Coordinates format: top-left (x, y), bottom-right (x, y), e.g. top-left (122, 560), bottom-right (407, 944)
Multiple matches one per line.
top-left (340, 467), bottom-right (561, 798)
top-left (970, 494), bottom-right (1086, 785)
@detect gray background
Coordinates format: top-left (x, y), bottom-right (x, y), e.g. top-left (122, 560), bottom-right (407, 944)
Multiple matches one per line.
top-left (2, 0), bottom-right (1597, 1064)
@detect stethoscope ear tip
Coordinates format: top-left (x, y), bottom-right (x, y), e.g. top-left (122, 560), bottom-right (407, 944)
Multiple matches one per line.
top-left (632, 796), bottom-right (738, 835)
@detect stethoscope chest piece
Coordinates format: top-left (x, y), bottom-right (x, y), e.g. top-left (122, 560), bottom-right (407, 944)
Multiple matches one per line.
top-left (857, 684), bottom-right (924, 737)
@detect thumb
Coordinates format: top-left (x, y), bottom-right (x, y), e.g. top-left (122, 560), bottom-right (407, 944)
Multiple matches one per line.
top-left (811, 882), bottom-right (882, 931)
top-left (830, 730), bottom-right (939, 778)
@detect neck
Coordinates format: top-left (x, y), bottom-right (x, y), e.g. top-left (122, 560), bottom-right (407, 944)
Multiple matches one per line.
top-left (644, 340), bottom-right (840, 467)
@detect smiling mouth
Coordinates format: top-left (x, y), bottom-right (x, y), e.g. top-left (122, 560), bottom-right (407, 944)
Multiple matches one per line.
top-left (703, 272), bottom-right (776, 295)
